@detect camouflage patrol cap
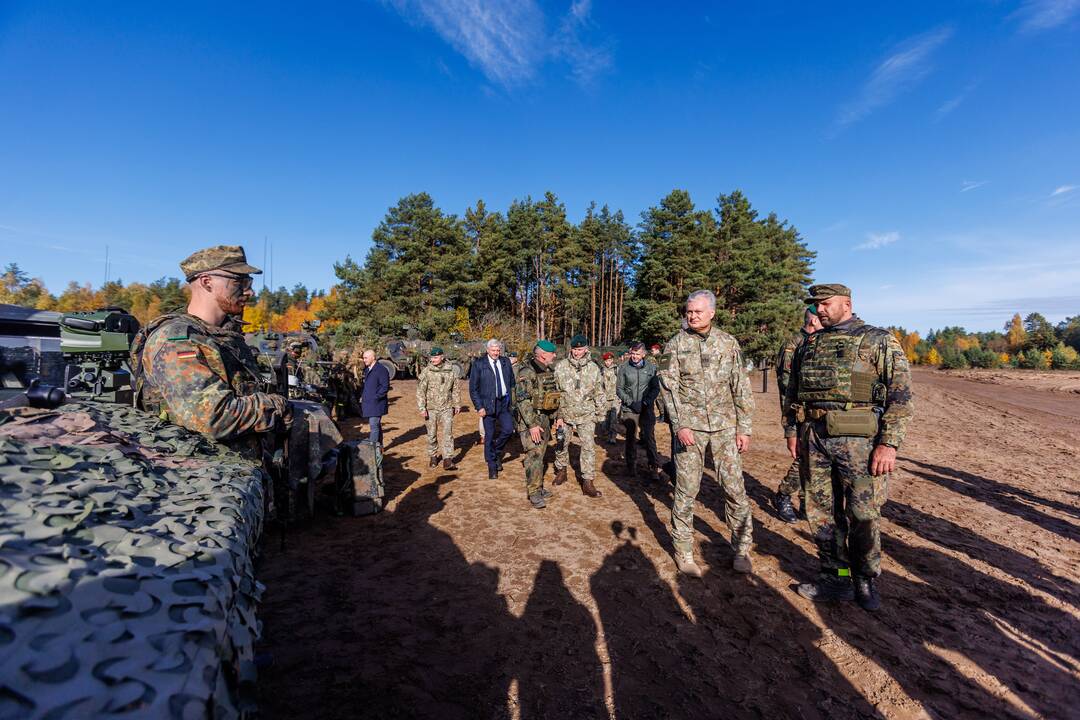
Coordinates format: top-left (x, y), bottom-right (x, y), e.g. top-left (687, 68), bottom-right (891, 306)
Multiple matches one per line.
top-left (430, 346), bottom-right (444, 356)
top-left (181, 245), bottom-right (262, 281)
top-left (536, 339), bottom-right (557, 353)
top-left (570, 334), bottom-right (588, 348)
top-left (805, 283), bottom-right (851, 303)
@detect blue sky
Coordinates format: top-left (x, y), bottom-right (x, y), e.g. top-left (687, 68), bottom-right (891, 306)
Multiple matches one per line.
top-left (2, 1), bottom-right (1078, 332)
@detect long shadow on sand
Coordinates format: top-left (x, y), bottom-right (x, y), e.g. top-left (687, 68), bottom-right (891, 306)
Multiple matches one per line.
top-left (592, 515), bottom-right (878, 718)
top-left (739, 472), bottom-right (1080, 719)
top-left (902, 457), bottom-right (1080, 540)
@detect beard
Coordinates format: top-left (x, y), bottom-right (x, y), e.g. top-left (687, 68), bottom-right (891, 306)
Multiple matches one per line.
top-left (215, 290), bottom-right (247, 317)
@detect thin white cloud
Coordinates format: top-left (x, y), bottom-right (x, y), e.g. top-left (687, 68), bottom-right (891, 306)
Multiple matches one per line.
top-left (961, 180), bottom-right (989, 193)
top-left (935, 81), bottom-right (978, 120)
top-left (855, 231), bottom-right (901, 250)
top-left (1051, 184), bottom-right (1077, 196)
top-left (553, 0), bottom-right (612, 85)
top-left (1014, 0), bottom-right (1080, 33)
top-left (385, 0), bottom-right (611, 87)
top-left (835, 27), bottom-right (953, 130)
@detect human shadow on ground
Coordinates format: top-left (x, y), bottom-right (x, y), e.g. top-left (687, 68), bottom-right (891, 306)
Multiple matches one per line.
top-left (884, 500), bottom-right (1080, 607)
top-left (748, 516), bottom-right (1063, 720)
top-left (740, 466), bottom-right (1080, 720)
top-left (517, 560), bottom-right (606, 719)
top-left (902, 457), bottom-right (1080, 540)
top-left (384, 422), bottom-right (426, 452)
top-left (258, 475), bottom-right (518, 719)
top-left (259, 469), bottom-right (613, 719)
top-left (591, 520), bottom-right (878, 718)
top-left (377, 439), bottom-right (422, 506)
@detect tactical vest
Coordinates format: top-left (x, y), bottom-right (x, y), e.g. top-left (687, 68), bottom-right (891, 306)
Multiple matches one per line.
top-left (537, 366), bottom-right (561, 411)
top-left (797, 326), bottom-right (884, 407)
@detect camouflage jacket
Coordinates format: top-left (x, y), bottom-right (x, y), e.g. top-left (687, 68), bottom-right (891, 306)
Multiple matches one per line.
top-left (416, 361), bottom-right (460, 412)
top-left (554, 354), bottom-right (605, 423)
top-left (135, 313), bottom-right (290, 444)
top-left (775, 329), bottom-right (810, 414)
top-left (659, 326), bottom-right (754, 435)
top-left (782, 316), bottom-right (913, 447)
top-left (513, 358), bottom-right (559, 431)
top-left (600, 364), bottom-right (618, 404)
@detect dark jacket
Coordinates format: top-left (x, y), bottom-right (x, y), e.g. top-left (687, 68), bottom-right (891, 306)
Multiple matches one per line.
top-left (360, 361), bottom-right (390, 417)
top-left (469, 354), bottom-right (516, 415)
top-left (617, 360), bottom-right (659, 412)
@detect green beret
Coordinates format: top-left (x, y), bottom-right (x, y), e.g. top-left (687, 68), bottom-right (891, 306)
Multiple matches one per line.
top-left (430, 347), bottom-right (444, 356)
top-left (805, 283), bottom-right (851, 303)
top-left (570, 334), bottom-right (588, 348)
top-left (535, 339), bottom-right (557, 353)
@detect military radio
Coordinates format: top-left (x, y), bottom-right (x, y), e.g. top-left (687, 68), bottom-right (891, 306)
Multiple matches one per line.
top-left (60, 307), bottom-right (140, 404)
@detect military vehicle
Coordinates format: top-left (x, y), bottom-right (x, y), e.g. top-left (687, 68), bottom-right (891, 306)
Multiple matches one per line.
top-left (0, 303), bottom-right (381, 718)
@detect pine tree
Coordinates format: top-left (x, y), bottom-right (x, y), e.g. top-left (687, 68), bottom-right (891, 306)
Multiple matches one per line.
top-left (712, 191), bottom-right (815, 361)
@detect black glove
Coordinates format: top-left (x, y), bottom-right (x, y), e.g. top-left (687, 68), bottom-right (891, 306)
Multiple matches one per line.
top-left (630, 401), bottom-right (642, 414)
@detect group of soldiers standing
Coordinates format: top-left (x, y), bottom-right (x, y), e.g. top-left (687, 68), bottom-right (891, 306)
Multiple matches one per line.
top-left (136, 245), bottom-right (913, 613)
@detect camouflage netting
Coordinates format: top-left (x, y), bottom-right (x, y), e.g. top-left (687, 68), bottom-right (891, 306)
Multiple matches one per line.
top-left (0, 401), bottom-right (265, 719)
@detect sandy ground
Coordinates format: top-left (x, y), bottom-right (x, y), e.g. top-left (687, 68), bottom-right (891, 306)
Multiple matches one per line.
top-left (255, 368), bottom-right (1080, 719)
top-left (941, 368), bottom-right (1080, 396)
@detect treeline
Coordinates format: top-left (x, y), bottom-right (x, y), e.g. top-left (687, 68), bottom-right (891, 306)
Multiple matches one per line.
top-left (890, 313), bottom-right (1080, 370)
top-left (0, 263), bottom-right (329, 333)
top-left (324, 189), bottom-right (815, 360)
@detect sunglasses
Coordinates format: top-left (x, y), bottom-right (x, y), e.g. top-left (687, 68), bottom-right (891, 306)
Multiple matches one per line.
top-left (202, 272), bottom-right (254, 289)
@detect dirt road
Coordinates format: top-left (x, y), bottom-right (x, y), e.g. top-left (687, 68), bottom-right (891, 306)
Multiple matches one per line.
top-left (256, 369), bottom-right (1080, 719)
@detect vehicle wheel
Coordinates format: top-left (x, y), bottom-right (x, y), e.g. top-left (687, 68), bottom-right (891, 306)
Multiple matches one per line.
top-left (378, 359), bottom-right (397, 381)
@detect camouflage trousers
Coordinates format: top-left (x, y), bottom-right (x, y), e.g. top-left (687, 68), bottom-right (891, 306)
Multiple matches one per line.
top-left (554, 417), bottom-right (596, 481)
top-left (778, 458), bottom-right (802, 497)
top-left (519, 412), bottom-right (555, 496)
top-left (802, 420), bottom-right (889, 578)
top-left (424, 408), bottom-right (454, 459)
top-left (670, 427), bottom-right (752, 556)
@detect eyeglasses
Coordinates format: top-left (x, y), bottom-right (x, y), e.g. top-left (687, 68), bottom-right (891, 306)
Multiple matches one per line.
top-left (201, 273), bottom-right (254, 289)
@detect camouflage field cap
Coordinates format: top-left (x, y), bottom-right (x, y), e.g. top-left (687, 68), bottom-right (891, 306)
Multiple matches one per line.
top-left (570, 334), bottom-right (588, 348)
top-left (536, 339), bottom-right (557, 353)
top-left (430, 346), bottom-right (444, 356)
top-left (181, 245), bottom-right (263, 281)
top-left (805, 283), bottom-right (851, 303)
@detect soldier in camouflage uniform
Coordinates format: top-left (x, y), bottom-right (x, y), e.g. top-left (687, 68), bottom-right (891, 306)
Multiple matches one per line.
top-left (553, 334), bottom-right (606, 498)
top-left (417, 346), bottom-right (460, 470)
top-left (785, 284), bottom-right (913, 611)
top-left (773, 306), bottom-right (822, 523)
top-left (659, 290), bottom-right (755, 577)
top-left (512, 340), bottom-right (564, 509)
top-left (599, 352), bottom-right (619, 444)
top-left (132, 246), bottom-right (292, 461)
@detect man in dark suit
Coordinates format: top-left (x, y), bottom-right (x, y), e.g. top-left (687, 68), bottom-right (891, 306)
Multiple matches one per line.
top-left (360, 349), bottom-right (390, 447)
top-left (469, 338), bottom-right (515, 478)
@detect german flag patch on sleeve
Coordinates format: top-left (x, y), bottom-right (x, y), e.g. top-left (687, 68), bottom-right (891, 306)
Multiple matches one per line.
top-left (176, 348), bottom-right (198, 360)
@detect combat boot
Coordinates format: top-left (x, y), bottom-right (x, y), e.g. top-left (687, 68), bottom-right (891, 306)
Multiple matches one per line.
top-left (732, 553), bottom-right (753, 574)
top-left (854, 576), bottom-right (881, 612)
top-left (797, 574), bottom-right (855, 603)
top-left (539, 487), bottom-right (553, 499)
top-left (528, 492), bottom-right (547, 509)
top-left (674, 551), bottom-right (703, 578)
top-left (428, 456), bottom-right (440, 469)
top-left (581, 478), bottom-right (602, 498)
top-left (553, 467), bottom-right (568, 486)
top-left (443, 458), bottom-right (456, 471)
top-left (773, 492), bottom-right (798, 524)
